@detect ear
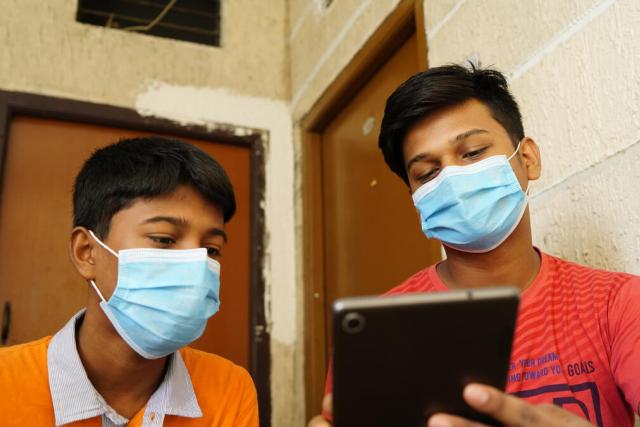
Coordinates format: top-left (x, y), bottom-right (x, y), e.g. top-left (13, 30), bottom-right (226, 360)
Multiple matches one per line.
top-left (69, 227), bottom-right (97, 281)
top-left (520, 137), bottom-right (541, 181)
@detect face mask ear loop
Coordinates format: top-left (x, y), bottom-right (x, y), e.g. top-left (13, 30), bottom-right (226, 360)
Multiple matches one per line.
top-left (507, 140), bottom-right (523, 161)
top-left (87, 230), bottom-right (115, 303)
top-left (88, 230), bottom-right (119, 258)
top-left (89, 280), bottom-right (107, 303)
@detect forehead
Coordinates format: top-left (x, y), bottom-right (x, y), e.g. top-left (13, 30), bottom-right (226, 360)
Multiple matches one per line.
top-left (402, 99), bottom-right (510, 160)
top-left (111, 186), bottom-right (225, 229)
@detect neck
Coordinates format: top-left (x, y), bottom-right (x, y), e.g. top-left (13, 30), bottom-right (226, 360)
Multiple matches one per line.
top-left (437, 212), bottom-right (541, 291)
top-left (77, 300), bottom-right (168, 418)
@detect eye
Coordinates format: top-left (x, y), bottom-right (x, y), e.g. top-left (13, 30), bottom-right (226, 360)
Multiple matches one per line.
top-left (149, 235), bottom-right (176, 246)
top-left (206, 247), bottom-right (222, 259)
top-left (417, 168), bottom-right (440, 183)
top-left (463, 147), bottom-right (489, 160)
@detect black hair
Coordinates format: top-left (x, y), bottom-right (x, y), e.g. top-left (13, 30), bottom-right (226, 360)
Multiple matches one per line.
top-left (73, 136), bottom-right (236, 238)
top-left (378, 64), bottom-right (524, 185)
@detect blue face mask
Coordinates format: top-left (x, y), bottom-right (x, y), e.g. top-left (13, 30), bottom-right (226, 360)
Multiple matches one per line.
top-left (89, 231), bottom-right (221, 359)
top-left (412, 144), bottom-right (529, 253)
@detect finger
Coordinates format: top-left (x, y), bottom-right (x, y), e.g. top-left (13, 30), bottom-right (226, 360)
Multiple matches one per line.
top-left (307, 415), bottom-right (331, 427)
top-left (322, 393), bottom-right (333, 416)
top-left (463, 383), bottom-right (542, 426)
top-left (428, 413), bottom-right (489, 427)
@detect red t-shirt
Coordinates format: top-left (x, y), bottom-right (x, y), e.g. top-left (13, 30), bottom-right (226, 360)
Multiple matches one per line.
top-left (324, 252), bottom-right (640, 426)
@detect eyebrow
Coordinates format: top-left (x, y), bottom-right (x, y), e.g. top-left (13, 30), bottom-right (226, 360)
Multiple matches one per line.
top-left (141, 216), bottom-right (228, 242)
top-left (452, 128), bottom-right (489, 143)
top-left (405, 128), bottom-right (490, 171)
top-left (406, 153), bottom-right (431, 171)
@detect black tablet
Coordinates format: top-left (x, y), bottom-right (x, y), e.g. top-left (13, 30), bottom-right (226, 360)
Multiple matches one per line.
top-left (332, 287), bottom-right (519, 427)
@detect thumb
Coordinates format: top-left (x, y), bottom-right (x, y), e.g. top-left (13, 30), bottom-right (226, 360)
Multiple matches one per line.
top-left (322, 393), bottom-right (333, 416)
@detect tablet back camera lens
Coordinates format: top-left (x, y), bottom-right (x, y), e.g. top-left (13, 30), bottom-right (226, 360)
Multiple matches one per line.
top-left (342, 312), bottom-right (366, 334)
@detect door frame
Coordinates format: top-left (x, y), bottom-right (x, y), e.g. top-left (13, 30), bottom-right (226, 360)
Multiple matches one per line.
top-left (0, 90), bottom-right (272, 426)
top-left (300, 0), bottom-right (428, 419)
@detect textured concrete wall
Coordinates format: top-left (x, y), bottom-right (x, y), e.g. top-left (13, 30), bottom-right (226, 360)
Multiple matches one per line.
top-left (0, 2), bottom-right (297, 426)
top-left (0, 0), bottom-right (289, 102)
top-left (289, 0), bottom-right (402, 119)
top-left (424, 0), bottom-right (640, 275)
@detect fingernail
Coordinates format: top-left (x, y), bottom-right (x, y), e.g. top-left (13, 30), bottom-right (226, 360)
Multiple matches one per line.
top-left (464, 384), bottom-right (490, 406)
top-left (428, 415), bottom-right (452, 427)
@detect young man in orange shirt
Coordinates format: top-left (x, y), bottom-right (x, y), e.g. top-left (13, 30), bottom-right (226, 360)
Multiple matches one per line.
top-left (0, 137), bottom-right (258, 426)
top-left (309, 65), bottom-right (640, 427)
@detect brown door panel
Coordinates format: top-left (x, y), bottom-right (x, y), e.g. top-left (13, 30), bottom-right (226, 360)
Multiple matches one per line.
top-left (0, 116), bottom-right (251, 369)
top-left (321, 34), bottom-right (442, 354)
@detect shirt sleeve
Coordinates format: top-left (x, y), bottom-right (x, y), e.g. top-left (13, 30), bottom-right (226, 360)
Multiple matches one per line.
top-left (609, 277), bottom-right (640, 414)
top-left (233, 366), bottom-right (259, 426)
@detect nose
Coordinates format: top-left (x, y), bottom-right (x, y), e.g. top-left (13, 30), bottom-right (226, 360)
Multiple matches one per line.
top-left (175, 236), bottom-right (203, 250)
top-left (440, 153), bottom-right (465, 168)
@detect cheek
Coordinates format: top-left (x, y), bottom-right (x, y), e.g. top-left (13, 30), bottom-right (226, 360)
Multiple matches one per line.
top-left (94, 252), bottom-right (120, 299)
top-left (511, 159), bottom-right (529, 189)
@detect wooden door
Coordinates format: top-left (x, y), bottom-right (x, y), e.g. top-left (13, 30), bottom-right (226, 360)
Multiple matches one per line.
top-left (0, 116), bottom-right (251, 369)
top-left (315, 32), bottom-right (442, 404)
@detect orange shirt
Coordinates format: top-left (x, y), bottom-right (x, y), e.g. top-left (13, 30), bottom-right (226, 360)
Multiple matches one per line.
top-left (0, 335), bottom-right (258, 426)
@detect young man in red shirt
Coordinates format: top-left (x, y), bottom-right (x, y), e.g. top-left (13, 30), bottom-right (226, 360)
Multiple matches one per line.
top-left (309, 65), bottom-right (640, 427)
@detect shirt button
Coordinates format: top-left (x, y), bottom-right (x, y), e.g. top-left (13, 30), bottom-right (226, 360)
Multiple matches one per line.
top-left (149, 412), bottom-right (156, 421)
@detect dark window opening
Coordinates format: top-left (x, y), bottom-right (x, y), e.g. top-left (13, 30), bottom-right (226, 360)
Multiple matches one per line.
top-left (76, 0), bottom-right (221, 47)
